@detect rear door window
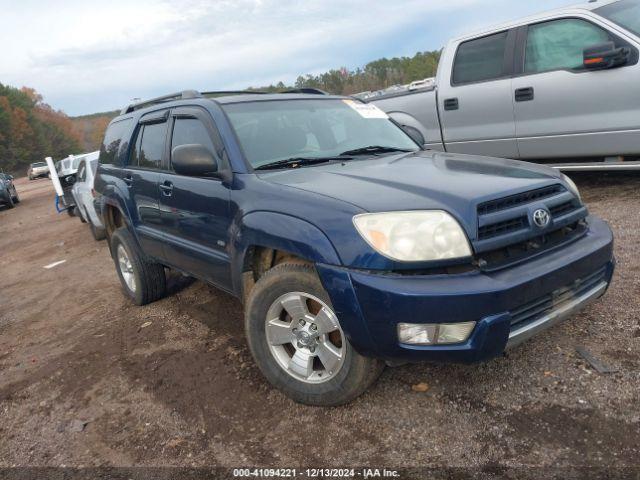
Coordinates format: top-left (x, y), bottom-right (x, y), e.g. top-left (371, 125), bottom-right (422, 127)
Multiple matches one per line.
top-left (525, 18), bottom-right (612, 73)
top-left (452, 31), bottom-right (509, 85)
top-left (129, 122), bottom-right (168, 170)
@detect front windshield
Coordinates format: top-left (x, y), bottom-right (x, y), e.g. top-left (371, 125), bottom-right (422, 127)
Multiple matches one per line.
top-left (222, 99), bottom-right (420, 169)
top-left (597, 0), bottom-right (640, 36)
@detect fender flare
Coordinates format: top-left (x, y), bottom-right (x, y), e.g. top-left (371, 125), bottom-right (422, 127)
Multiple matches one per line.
top-left (230, 211), bottom-right (341, 295)
top-left (98, 188), bottom-right (141, 250)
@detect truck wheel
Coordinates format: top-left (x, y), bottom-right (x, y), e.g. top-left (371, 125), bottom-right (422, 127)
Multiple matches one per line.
top-left (245, 263), bottom-right (384, 406)
top-left (5, 195), bottom-right (15, 209)
top-left (110, 227), bottom-right (166, 306)
top-left (12, 192), bottom-right (20, 203)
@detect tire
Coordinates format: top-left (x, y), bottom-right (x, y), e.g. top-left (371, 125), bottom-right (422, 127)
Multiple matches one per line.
top-left (87, 210), bottom-right (106, 241)
top-left (5, 194), bottom-right (15, 209)
top-left (110, 227), bottom-right (166, 306)
top-left (245, 263), bottom-right (384, 406)
top-left (12, 191), bottom-right (19, 203)
top-left (67, 208), bottom-right (75, 217)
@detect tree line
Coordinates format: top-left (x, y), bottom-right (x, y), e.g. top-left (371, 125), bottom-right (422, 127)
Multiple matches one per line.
top-left (0, 49), bottom-right (441, 175)
top-left (0, 84), bottom-right (82, 175)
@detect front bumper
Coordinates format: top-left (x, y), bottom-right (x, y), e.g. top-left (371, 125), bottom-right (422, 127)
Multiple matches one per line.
top-left (316, 215), bottom-right (614, 363)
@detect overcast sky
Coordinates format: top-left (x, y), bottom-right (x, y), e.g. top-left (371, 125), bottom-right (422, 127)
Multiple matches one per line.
top-left (0, 0), bottom-right (571, 116)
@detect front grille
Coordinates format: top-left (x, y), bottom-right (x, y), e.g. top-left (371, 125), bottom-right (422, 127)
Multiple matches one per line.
top-left (476, 221), bottom-right (588, 271)
top-left (510, 266), bottom-right (608, 329)
top-left (478, 215), bottom-right (528, 240)
top-left (477, 185), bottom-right (565, 216)
top-left (475, 184), bottom-right (586, 267)
top-left (550, 201), bottom-right (576, 217)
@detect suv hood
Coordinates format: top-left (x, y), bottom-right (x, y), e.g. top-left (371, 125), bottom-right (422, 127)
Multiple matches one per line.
top-left (258, 151), bottom-right (563, 215)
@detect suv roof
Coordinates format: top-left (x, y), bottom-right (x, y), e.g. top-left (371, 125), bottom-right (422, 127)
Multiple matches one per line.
top-left (119, 88), bottom-right (341, 115)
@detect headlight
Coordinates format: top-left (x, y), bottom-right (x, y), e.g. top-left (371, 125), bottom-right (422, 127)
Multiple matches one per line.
top-left (562, 174), bottom-right (581, 202)
top-left (353, 210), bottom-right (472, 262)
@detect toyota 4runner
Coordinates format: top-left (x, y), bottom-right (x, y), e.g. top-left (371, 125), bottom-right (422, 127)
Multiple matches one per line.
top-left (94, 89), bottom-right (615, 406)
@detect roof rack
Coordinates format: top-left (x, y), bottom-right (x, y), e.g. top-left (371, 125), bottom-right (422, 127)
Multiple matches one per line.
top-left (200, 90), bottom-right (269, 98)
top-left (121, 90), bottom-right (202, 114)
top-left (121, 87), bottom-right (329, 114)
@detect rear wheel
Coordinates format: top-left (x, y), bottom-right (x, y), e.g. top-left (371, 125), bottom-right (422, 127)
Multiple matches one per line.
top-left (110, 227), bottom-right (166, 305)
top-left (12, 191), bottom-right (19, 203)
top-left (245, 263), bottom-right (384, 406)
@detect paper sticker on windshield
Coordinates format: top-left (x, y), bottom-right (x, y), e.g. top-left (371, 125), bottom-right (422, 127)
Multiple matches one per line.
top-left (342, 99), bottom-right (389, 119)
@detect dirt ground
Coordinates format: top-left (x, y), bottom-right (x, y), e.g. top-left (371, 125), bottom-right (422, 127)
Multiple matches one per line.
top-left (0, 174), bottom-right (638, 474)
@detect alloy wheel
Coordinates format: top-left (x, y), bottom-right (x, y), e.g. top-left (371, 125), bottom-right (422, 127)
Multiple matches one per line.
top-left (265, 292), bottom-right (346, 384)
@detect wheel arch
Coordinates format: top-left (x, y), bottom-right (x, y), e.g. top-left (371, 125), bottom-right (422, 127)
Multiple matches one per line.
top-left (231, 211), bottom-right (342, 300)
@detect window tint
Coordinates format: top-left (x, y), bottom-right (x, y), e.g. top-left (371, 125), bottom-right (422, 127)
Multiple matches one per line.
top-left (525, 19), bottom-right (611, 73)
top-left (171, 118), bottom-right (216, 164)
top-left (452, 32), bottom-right (508, 84)
top-left (100, 119), bottom-right (132, 166)
top-left (132, 122), bottom-right (167, 169)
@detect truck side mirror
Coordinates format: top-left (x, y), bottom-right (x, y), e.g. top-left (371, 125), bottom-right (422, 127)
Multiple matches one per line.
top-left (172, 144), bottom-right (219, 177)
top-left (400, 125), bottom-right (426, 146)
top-left (583, 41), bottom-right (630, 70)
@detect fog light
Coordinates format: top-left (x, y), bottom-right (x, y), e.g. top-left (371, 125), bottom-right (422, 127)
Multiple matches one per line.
top-left (398, 322), bottom-right (476, 346)
top-left (397, 324), bottom-right (438, 345)
top-left (437, 322), bottom-right (476, 345)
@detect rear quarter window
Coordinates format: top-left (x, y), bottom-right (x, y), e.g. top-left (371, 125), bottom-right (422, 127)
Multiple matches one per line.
top-left (99, 118), bottom-right (133, 166)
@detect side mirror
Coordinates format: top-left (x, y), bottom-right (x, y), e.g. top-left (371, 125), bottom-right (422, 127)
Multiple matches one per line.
top-left (172, 144), bottom-right (219, 177)
top-left (584, 41), bottom-right (630, 70)
top-left (400, 125), bottom-right (426, 146)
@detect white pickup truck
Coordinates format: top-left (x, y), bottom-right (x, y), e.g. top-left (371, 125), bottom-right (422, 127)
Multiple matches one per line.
top-left (369, 0), bottom-right (640, 171)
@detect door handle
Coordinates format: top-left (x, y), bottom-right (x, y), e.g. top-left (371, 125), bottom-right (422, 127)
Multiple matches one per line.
top-left (515, 87), bottom-right (534, 102)
top-left (159, 181), bottom-right (173, 196)
top-left (444, 98), bottom-right (459, 111)
top-left (123, 175), bottom-right (133, 187)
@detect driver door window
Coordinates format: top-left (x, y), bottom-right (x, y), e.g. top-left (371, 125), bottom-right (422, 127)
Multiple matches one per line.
top-left (525, 18), bottom-right (612, 74)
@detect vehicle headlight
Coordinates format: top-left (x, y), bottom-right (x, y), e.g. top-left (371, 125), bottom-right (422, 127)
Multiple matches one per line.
top-left (562, 174), bottom-right (581, 202)
top-left (353, 211), bottom-right (472, 262)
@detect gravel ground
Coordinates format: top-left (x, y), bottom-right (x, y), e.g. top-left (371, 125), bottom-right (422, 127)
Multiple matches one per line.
top-left (0, 174), bottom-right (638, 476)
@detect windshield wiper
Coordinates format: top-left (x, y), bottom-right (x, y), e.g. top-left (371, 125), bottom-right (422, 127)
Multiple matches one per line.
top-left (255, 156), bottom-right (348, 171)
top-left (339, 146), bottom-right (414, 157)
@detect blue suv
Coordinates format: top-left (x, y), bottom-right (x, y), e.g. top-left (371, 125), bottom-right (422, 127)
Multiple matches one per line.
top-left (94, 89), bottom-right (615, 406)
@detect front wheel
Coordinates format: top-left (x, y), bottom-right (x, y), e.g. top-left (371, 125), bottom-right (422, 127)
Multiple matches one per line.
top-left (245, 263), bottom-right (384, 406)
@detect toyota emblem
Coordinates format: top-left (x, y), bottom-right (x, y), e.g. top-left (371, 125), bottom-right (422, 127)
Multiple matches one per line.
top-left (532, 209), bottom-right (551, 228)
